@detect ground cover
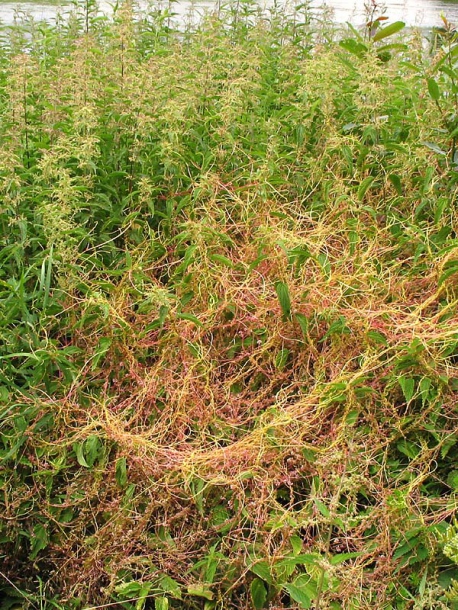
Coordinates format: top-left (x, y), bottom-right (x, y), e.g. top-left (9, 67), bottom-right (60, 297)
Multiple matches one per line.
top-left (0, 1), bottom-right (458, 608)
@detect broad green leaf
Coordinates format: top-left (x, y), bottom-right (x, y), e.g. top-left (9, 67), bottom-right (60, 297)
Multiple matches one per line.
top-left (441, 437), bottom-right (457, 459)
top-left (314, 499), bottom-right (330, 517)
top-left (115, 457), bottom-right (128, 488)
top-left (187, 584), bottom-right (213, 600)
top-left (393, 539), bottom-right (418, 560)
top-left (377, 42), bottom-right (408, 52)
top-left (158, 526), bottom-right (176, 548)
top-left (367, 330), bottom-right (388, 346)
top-left (419, 377), bottom-right (432, 406)
top-left (283, 584), bottom-right (311, 608)
top-left (397, 439), bottom-right (420, 460)
top-left (324, 316), bottom-right (350, 338)
top-left (250, 578), bottom-right (267, 609)
top-left (91, 337), bottom-right (112, 371)
top-left (339, 39), bottom-right (368, 57)
top-left (115, 581), bottom-right (143, 597)
top-left (290, 535), bottom-right (303, 555)
top-left (74, 442), bottom-right (89, 468)
top-left (275, 348), bottom-right (290, 370)
top-left (160, 575), bottom-right (182, 599)
top-left (249, 560), bottom-right (273, 585)
top-left (439, 259), bottom-right (458, 285)
top-left (330, 552), bottom-right (362, 565)
top-left (84, 435), bottom-right (102, 467)
top-left (175, 244), bottom-right (197, 276)
top-left (288, 246), bottom-right (311, 267)
top-left (316, 252), bottom-right (331, 279)
top-left (59, 508), bottom-right (74, 523)
top-left (209, 253), bottom-right (234, 268)
top-left (176, 312), bottom-right (203, 327)
top-left (345, 410), bottom-right (359, 426)
top-left (295, 313), bottom-right (309, 341)
top-left (275, 281), bottom-right (292, 321)
top-left (372, 21), bottom-right (405, 42)
top-left (422, 141), bottom-right (446, 156)
top-left (205, 559), bottom-right (219, 584)
top-left (293, 576), bottom-right (318, 598)
top-left (158, 305), bottom-right (169, 326)
top-left (210, 505), bottom-right (230, 528)
top-left (358, 176), bottom-right (376, 201)
top-left (388, 173), bottom-right (402, 195)
top-left (136, 583), bottom-right (153, 610)
top-left (155, 598), bottom-right (169, 610)
top-left (277, 554), bottom-right (320, 568)
top-left (30, 524), bottom-right (48, 559)
top-left (427, 78), bottom-right (440, 101)
top-left (398, 376), bottom-right (415, 403)
top-left (447, 470), bottom-right (458, 490)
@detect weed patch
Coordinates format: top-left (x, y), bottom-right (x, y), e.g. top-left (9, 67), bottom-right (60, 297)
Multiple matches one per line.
top-left (0, 2), bottom-right (457, 609)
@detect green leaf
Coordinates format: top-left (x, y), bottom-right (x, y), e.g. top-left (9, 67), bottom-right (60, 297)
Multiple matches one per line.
top-left (439, 259), bottom-right (458, 285)
top-left (275, 281), bottom-right (292, 321)
top-left (339, 39), bottom-right (368, 57)
top-left (422, 141), bottom-right (447, 156)
top-left (316, 252), bottom-right (331, 279)
top-left (388, 173), bottom-right (403, 195)
top-left (324, 316), bottom-right (350, 339)
top-left (158, 305), bottom-right (169, 326)
top-left (250, 578), bottom-right (267, 609)
top-left (441, 437), bottom-right (457, 459)
top-left (29, 524), bottom-right (48, 559)
top-left (427, 78), bottom-right (441, 101)
top-left (175, 244), bottom-right (197, 276)
top-left (155, 598), bottom-right (169, 610)
top-left (367, 330), bottom-right (388, 346)
top-left (275, 348), bottom-right (290, 370)
top-left (249, 561), bottom-right (273, 585)
top-left (283, 584), bottom-right (311, 608)
top-left (91, 337), bottom-right (112, 371)
top-left (345, 410), bottom-right (359, 426)
top-left (209, 253), bottom-right (234, 268)
top-left (330, 552), bottom-right (362, 565)
top-left (176, 312), bottom-right (203, 327)
top-left (372, 21), bottom-right (405, 42)
top-left (447, 470), bottom-right (458, 490)
top-left (74, 442), bottom-right (89, 468)
top-left (187, 584), bottom-right (214, 600)
top-left (277, 554), bottom-right (320, 568)
top-left (398, 376), bottom-right (415, 403)
top-left (160, 575), bottom-right (182, 599)
top-left (292, 576), bottom-right (318, 598)
top-left (419, 377), bottom-right (432, 406)
top-left (358, 176), bottom-right (376, 201)
top-left (397, 439), bottom-right (420, 460)
top-left (136, 583), bottom-right (153, 610)
top-left (290, 535), bottom-right (303, 555)
top-left (288, 246), bottom-right (311, 268)
top-left (393, 539), bottom-right (418, 560)
top-left (115, 581), bottom-right (143, 596)
top-left (115, 457), bottom-right (128, 488)
top-left (314, 498), bottom-right (330, 518)
top-left (295, 313), bottom-right (309, 341)
top-left (84, 435), bottom-right (102, 467)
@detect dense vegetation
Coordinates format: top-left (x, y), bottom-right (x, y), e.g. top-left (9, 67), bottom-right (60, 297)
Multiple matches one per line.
top-left (1, 1), bottom-right (458, 608)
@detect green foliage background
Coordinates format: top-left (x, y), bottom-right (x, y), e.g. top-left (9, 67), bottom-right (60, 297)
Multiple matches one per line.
top-left (0, 1), bottom-right (458, 608)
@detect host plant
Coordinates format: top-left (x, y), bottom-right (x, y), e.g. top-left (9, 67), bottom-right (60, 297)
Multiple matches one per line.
top-left (0, 1), bottom-right (457, 609)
